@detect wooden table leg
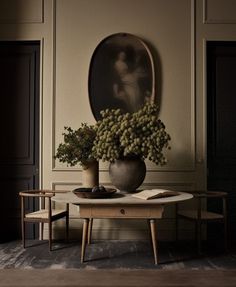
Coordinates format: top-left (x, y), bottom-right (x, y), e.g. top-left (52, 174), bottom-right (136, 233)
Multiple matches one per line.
top-left (88, 218), bottom-right (93, 245)
top-left (149, 219), bottom-right (158, 265)
top-left (147, 219), bottom-right (152, 246)
top-left (81, 218), bottom-right (89, 263)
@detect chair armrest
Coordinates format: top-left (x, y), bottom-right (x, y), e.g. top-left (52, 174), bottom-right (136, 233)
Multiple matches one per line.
top-left (19, 190), bottom-right (55, 198)
top-left (190, 191), bottom-right (227, 198)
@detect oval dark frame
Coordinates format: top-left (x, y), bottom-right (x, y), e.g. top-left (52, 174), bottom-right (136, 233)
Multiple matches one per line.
top-left (88, 33), bottom-right (155, 120)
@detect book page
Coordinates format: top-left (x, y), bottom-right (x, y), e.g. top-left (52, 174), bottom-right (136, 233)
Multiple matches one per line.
top-left (132, 189), bottom-right (179, 200)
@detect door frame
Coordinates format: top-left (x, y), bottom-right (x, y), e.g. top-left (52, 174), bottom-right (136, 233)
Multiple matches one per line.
top-left (0, 40), bottom-right (41, 239)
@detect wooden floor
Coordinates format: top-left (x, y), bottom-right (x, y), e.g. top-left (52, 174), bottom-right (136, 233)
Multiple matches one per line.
top-left (1, 239), bottom-right (236, 269)
top-left (1, 240), bottom-right (236, 286)
top-left (0, 269), bottom-right (236, 287)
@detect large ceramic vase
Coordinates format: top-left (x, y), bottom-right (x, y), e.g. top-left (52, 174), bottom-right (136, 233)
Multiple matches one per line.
top-left (109, 158), bottom-right (146, 192)
top-left (82, 160), bottom-right (99, 187)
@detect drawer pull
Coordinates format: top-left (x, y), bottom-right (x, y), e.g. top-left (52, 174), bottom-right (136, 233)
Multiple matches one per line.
top-left (120, 208), bottom-right (125, 215)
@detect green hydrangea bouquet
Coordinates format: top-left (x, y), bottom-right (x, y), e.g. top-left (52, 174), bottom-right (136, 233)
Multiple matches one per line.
top-left (92, 103), bottom-right (171, 165)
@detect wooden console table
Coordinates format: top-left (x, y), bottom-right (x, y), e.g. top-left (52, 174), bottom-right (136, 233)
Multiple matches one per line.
top-left (53, 191), bottom-right (192, 264)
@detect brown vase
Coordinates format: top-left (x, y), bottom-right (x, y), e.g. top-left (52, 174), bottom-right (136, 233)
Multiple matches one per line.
top-left (82, 160), bottom-right (99, 188)
top-left (109, 158), bottom-right (146, 192)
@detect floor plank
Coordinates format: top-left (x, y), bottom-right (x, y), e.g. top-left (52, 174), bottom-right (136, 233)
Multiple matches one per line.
top-left (1, 240), bottom-right (236, 286)
top-left (0, 269), bottom-right (236, 287)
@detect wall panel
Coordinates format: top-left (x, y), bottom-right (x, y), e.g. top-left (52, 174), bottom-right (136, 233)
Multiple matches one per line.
top-left (0, 0), bottom-right (44, 24)
top-left (0, 0), bottom-right (210, 241)
top-left (53, 0), bottom-right (196, 173)
top-left (203, 0), bottom-right (236, 24)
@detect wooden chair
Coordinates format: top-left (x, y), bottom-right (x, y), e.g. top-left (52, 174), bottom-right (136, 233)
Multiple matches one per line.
top-left (19, 190), bottom-right (69, 251)
top-left (176, 191), bottom-right (228, 254)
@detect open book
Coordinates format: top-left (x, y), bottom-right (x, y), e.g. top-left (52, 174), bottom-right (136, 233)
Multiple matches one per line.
top-left (132, 189), bottom-right (179, 200)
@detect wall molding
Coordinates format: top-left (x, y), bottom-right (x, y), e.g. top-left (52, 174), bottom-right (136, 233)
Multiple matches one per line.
top-left (51, 0), bottom-right (57, 171)
top-left (51, 180), bottom-right (195, 191)
top-left (203, 0), bottom-right (236, 24)
top-left (188, 0), bottom-right (196, 172)
top-left (48, 226), bottom-right (195, 241)
top-left (0, 0), bottom-right (44, 24)
top-left (39, 37), bottom-right (44, 189)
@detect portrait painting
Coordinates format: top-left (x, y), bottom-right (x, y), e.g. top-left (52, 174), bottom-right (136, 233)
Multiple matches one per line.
top-left (88, 33), bottom-right (155, 120)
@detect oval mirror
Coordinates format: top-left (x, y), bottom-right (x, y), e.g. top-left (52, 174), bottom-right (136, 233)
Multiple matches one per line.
top-left (88, 33), bottom-right (155, 120)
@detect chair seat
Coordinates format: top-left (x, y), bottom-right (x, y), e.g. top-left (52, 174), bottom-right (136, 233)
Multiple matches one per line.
top-left (25, 209), bottom-right (67, 219)
top-left (178, 210), bottom-right (224, 220)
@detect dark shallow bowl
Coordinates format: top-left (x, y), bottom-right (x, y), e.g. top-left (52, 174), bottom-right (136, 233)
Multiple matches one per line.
top-left (73, 187), bottom-right (117, 199)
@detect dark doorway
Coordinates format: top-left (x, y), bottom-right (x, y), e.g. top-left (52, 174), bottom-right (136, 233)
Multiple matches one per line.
top-left (207, 41), bottom-right (236, 242)
top-left (0, 41), bottom-right (40, 242)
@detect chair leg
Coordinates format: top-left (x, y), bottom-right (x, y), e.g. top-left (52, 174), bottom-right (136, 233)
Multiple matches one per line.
top-left (66, 212), bottom-right (69, 242)
top-left (49, 221), bottom-right (52, 251)
top-left (195, 221), bottom-right (198, 242)
top-left (223, 198), bottom-right (228, 252)
top-left (197, 221), bottom-right (202, 255)
top-left (21, 196), bottom-right (26, 248)
top-left (224, 218), bottom-right (228, 252)
top-left (22, 220), bottom-right (25, 248)
top-left (175, 204), bottom-right (179, 241)
top-left (41, 223), bottom-right (44, 240)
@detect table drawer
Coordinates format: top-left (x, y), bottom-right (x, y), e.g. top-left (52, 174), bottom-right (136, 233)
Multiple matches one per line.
top-left (79, 205), bottom-right (164, 218)
top-left (92, 206), bottom-right (151, 218)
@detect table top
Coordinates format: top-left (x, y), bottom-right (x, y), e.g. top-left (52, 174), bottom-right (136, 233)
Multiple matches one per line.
top-left (52, 190), bottom-right (193, 205)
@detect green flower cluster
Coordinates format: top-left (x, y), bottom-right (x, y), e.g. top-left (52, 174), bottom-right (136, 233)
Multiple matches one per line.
top-left (92, 103), bottom-right (171, 165)
top-left (55, 124), bottom-right (96, 167)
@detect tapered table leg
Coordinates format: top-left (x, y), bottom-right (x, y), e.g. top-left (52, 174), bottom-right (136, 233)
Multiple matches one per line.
top-left (81, 218), bottom-right (89, 263)
top-left (88, 218), bottom-right (93, 244)
top-left (149, 219), bottom-right (158, 265)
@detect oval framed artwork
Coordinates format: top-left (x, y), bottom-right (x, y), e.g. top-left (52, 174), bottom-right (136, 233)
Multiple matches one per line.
top-left (88, 33), bottom-right (155, 120)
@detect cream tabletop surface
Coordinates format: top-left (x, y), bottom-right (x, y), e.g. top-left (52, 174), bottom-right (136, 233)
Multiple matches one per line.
top-left (52, 190), bottom-right (193, 205)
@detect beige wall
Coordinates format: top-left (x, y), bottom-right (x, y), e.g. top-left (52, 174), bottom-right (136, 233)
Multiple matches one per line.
top-left (52, 0), bottom-right (196, 240)
top-left (1, 0), bottom-right (236, 240)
